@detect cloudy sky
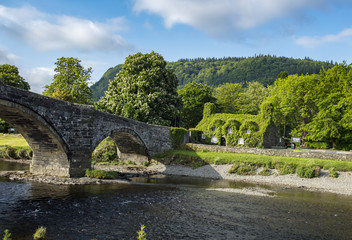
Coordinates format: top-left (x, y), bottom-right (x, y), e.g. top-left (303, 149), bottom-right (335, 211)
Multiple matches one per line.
top-left (1, 0), bottom-right (352, 93)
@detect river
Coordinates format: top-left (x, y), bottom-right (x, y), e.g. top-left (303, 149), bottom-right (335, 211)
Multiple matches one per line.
top-left (1, 160), bottom-right (352, 240)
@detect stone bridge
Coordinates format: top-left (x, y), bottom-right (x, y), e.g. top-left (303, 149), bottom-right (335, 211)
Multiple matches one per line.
top-left (0, 82), bottom-right (173, 177)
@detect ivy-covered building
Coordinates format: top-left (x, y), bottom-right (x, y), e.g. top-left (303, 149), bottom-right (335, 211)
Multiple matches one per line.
top-left (192, 103), bottom-right (284, 148)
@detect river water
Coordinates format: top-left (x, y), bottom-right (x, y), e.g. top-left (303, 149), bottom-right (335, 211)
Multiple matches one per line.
top-left (1, 160), bottom-right (352, 240)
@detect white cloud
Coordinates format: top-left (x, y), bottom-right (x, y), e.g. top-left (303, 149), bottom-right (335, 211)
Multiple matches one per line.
top-left (295, 28), bottom-right (352, 48)
top-left (133, 0), bottom-right (327, 37)
top-left (22, 67), bottom-right (54, 93)
top-left (0, 4), bottom-right (131, 52)
top-left (0, 47), bottom-right (19, 64)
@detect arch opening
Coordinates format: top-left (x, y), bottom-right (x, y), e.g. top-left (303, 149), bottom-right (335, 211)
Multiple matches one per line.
top-left (0, 99), bottom-right (70, 177)
top-left (93, 128), bottom-right (150, 166)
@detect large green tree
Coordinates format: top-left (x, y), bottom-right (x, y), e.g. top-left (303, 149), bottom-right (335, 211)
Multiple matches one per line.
top-left (215, 83), bottom-right (243, 114)
top-left (95, 52), bottom-right (181, 126)
top-left (178, 81), bottom-right (216, 128)
top-left (0, 64), bottom-right (30, 90)
top-left (265, 64), bottom-right (352, 149)
top-left (43, 57), bottom-right (93, 104)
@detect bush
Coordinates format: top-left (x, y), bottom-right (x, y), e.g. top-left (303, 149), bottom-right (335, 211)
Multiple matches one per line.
top-left (296, 165), bottom-right (320, 178)
top-left (278, 163), bottom-right (296, 175)
top-left (228, 162), bottom-right (255, 175)
top-left (92, 137), bottom-right (118, 163)
top-left (328, 168), bottom-right (338, 178)
top-left (85, 169), bottom-right (118, 179)
top-left (33, 226), bottom-right (46, 240)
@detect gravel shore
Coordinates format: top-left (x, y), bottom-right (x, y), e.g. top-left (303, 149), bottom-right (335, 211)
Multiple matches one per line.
top-left (96, 163), bottom-right (352, 196)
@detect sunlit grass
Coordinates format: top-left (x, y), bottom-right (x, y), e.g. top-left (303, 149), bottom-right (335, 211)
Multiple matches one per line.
top-left (154, 150), bottom-right (352, 172)
top-left (0, 133), bottom-right (29, 147)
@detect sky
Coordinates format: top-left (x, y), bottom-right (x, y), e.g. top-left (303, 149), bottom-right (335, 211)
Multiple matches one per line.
top-left (1, 0), bottom-right (352, 93)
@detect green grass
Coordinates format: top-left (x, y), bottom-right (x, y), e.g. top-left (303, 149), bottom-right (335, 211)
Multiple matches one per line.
top-left (0, 133), bottom-right (29, 147)
top-left (154, 149), bottom-right (352, 172)
top-left (85, 169), bottom-right (118, 179)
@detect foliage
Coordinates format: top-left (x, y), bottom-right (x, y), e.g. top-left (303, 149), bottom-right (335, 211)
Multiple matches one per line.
top-left (92, 137), bottom-right (118, 164)
top-left (2, 229), bottom-right (12, 240)
top-left (228, 162), bottom-right (255, 175)
top-left (33, 226), bottom-right (46, 240)
top-left (96, 52), bottom-right (181, 126)
top-left (0, 64), bottom-right (30, 90)
top-left (85, 169), bottom-right (118, 179)
top-left (91, 55), bottom-right (335, 100)
top-left (167, 55), bottom-right (335, 87)
top-left (170, 127), bottom-right (188, 148)
top-left (266, 63), bottom-right (352, 149)
top-left (159, 149), bottom-right (352, 173)
top-left (215, 83), bottom-right (243, 113)
top-left (90, 64), bottom-right (122, 101)
top-left (137, 225), bottom-right (147, 240)
top-left (43, 57), bottom-right (93, 104)
top-left (277, 163), bottom-right (296, 175)
top-left (328, 168), bottom-right (338, 178)
top-left (203, 102), bottom-right (216, 119)
top-left (296, 166), bottom-right (320, 178)
top-left (178, 81), bottom-right (215, 128)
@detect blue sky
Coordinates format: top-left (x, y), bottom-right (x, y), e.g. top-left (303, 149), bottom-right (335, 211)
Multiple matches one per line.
top-left (1, 0), bottom-right (352, 93)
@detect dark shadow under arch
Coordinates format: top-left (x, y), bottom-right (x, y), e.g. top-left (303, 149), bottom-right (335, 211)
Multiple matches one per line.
top-left (0, 99), bottom-right (71, 177)
top-left (94, 127), bottom-right (150, 164)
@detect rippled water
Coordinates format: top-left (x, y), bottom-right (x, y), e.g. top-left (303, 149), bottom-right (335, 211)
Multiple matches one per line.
top-left (1, 160), bottom-right (352, 240)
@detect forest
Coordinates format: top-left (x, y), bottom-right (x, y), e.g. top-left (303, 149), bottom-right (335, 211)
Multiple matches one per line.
top-left (90, 55), bottom-right (336, 101)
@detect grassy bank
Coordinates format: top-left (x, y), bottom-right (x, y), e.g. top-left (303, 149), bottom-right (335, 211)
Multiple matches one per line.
top-left (154, 149), bottom-right (352, 178)
top-left (0, 134), bottom-right (32, 159)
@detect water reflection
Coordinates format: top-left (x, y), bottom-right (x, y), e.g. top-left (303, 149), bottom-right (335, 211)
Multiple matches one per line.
top-left (1, 160), bottom-right (352, 239)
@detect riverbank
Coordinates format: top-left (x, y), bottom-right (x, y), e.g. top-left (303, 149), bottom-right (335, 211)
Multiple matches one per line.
top-left (2, 158), bottom-right (352, 196)
top-left (96, 163), bottom-right (352, 196)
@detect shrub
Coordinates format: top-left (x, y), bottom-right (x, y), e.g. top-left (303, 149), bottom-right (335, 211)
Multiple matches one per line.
top-left (228, 162), bottom-right (255, 175)
top-left (328, 168), bottom-right (338, 178)
top-left (296, 165), bottom-right (320, 178)
top-left (92, 137), bottom-right (118, 163)
top-left (278, 163), bottom-right (296, 175)
top-left (33, 226), bottom-right (46, 240)
top-left (2, 229), bottom-right (12, 240)
top-left (85, 169), bottom-right (118, 179)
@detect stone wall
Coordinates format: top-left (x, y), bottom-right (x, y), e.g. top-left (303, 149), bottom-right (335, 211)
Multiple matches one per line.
top-left (186, 143), bottom-right (352, 161)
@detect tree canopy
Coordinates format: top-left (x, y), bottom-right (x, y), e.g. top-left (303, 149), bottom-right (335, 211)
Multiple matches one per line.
top-left (95, 52), bottom-right (181, 126)
top-left (0, 64), bottom-right (30, 90)
top-left (178, 81), bottom-right (216, 128)
top-left (43, 57), bottom-right (93, 104)
top-left (91, 55), bottom-right (335, 101)
top-left (265, 64), bottom-right (352, 149)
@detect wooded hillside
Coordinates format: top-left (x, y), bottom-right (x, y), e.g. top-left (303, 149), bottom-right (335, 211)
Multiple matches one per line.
top-left (91, 55), bottom-right (335, 101)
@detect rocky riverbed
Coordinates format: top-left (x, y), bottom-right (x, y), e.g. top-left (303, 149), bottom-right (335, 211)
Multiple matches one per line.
top-left (2, 159), bottom-right (352, 196)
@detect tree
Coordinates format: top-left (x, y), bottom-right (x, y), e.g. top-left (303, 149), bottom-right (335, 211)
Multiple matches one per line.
top-left (215, 83), bottom-right (243, 114)
top-left (178, 81), bottom-right (216, 128)
top-left (95, 52), bottom-right (181, 126)
top-left (0, 64), bottom-right (30, 132)
top-left (0, 64), bottom-right (30, 90)
top-left (43, 57), bottom-right (92, 104)
top-left (239, 82), bottom-right (269, 115)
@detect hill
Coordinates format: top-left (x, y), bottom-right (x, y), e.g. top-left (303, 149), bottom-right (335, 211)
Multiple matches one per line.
top-left (91, 55), bottom-right (336, 101)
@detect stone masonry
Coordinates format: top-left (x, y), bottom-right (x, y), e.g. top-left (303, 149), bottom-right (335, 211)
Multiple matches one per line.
top-left (0, 82), bottom-right (172, 177)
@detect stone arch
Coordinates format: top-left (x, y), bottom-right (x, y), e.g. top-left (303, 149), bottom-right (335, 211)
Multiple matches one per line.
top-left (0, 99), bottom-right (71, 177)
top-left (93, 127), bottom-right (150, 165)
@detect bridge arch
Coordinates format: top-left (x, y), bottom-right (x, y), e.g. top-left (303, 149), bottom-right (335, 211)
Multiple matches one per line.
top-left (93, 127), bottom-right (150, 165)
top-left (0, 99), bottom-right (71, 177)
